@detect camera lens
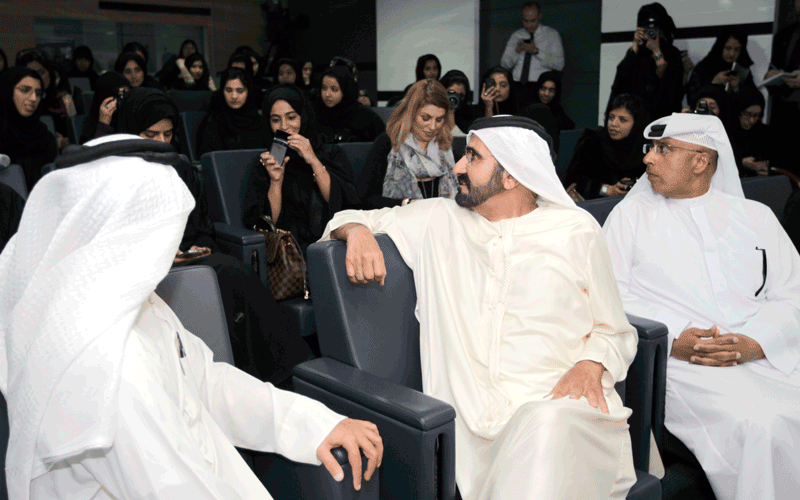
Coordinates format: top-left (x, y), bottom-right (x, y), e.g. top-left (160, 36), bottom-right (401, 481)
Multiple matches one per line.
top-left (447, 90), bottom-right (463, 110)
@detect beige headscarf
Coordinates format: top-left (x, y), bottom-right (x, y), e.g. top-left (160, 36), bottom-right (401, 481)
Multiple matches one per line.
top-left (0, 134), bottom-right (194, 500)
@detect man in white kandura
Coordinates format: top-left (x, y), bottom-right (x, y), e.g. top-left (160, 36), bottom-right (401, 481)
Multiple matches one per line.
top-left (0, 134), bottom-right (382, 500)
top-left (603, 113), bottom-right (800, 500)
top-left (321, 115), bottom-right (638, 499)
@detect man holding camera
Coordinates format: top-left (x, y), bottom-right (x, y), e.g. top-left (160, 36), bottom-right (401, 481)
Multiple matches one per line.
top-left (500, 2), bottom-right (564, 106)
top-left (608, 3), bottom-right (683, 120)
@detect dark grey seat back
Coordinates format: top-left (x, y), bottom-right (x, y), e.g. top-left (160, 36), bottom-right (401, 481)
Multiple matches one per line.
top-left (200, 149), bottom-right (263, 228)
top-left (155, 265), bottom-right (235, 365)
top-left (168, 90), bottom-right (214, 113)
top-left (741, 175), bottom-right (794, 222)
top-left (308, 235), bottom-right (423, 391)
top-left (555, 129), bottom-right (584, 181)
top-left (0, 163), bottom-right (28, 200)
top-left (180, 111), bottom-right (206, 163)
top-left (451, 135), bottom-right (466, 162)
top-left (338, 142), bottom-right (372, 180)
top-left (578, 196), bottom-right (623, 226)
top-left (372, 106), bottom-right (396, 123)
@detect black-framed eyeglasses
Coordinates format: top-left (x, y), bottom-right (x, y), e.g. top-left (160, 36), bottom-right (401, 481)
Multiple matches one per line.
top-left (14, 85), bottom-right (43, 98)
top-left (643, 142), bottom-right (705, 156)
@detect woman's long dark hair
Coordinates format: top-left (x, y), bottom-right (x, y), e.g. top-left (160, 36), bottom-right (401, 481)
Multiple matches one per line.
top-left (415, 54), bottom-right (442, 81)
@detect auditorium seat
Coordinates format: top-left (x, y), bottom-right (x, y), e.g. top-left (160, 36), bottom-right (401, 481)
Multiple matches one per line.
top-left (200, 149), bottom-right (316, 337)
top-left (578, 195), bottom-right (624, 226)
top-left (40, 115), bottom-right (55, 137)
top-left (67, 114), bottom-right (85, 145)
top-left (0, 163), bottom-right (28, 200)
top-left (451, 135), bottom-right (466, 161)
top-left (371, 106), bottom-right (396, 123)
top-left (168, 90), bottom-right (213, 113)
top-left (298, 235), bottom-right (665, 499)
top-left (338, 142), bottom-right (372, 180)
top-left (81, 91), bottom-right (94, 116)
top-left (741, 175), bottom-right (794, 222)
top-left (70, 76), bottom-right (92, 93)
top-left (555, 128), bottom-right (584, 181)
top-left (179, 110), bottom-right (206, 163)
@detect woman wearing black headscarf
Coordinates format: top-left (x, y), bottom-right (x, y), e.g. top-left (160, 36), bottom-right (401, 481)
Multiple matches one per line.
top-left (440, 69), bottom-right (474, 133)
top-left (608, 2), bottom-right (683, 119)
top-left (732, 88), bottom-right (770, 177)
top-left (68, 45), bottom-right (99, 90)
top-left (564, 93), bottom-right (649, 200)
top-left (197, 67), bottom-right (268, 156)
top-left (475, 66), bottom-right (519, 118)
top-left (273, 58), bottom-right (302, 86)
top-left (299, 57), bottom-right (316, 92)
top-left (122, 41), bottom-right (149, 66)
top-left (114, 52), bottom-right (163, 90)
top-left (155, 39), bottom-right (198, 88)
top-left (16, 49), bottom-right (69, 144)
top-left (243, 84), bottom-right (360, 254)
top-left (80, 72), bottom-right (130, 143)
top-left (527, 70), bottom-right (574, 131)
top-left (416, 54), bottom-right (442, 82)
top-left (0, 67), bottom-right (57, 190)
top-left (315, 66), bottom-right (385, 144)
top-left (170, 52), bottom-right (214, 91)
top-left (686, 27), bottom-right (756, 100)
top-left (115, 86), bottom-right (312, 385)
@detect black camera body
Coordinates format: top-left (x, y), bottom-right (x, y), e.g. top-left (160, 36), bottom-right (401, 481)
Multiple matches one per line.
top-left (448, 90), bottom-right (464, 110)
top-left (641, 17), bottom-right (660, 41)
top-left (694, 100), bottom-right (713, 115)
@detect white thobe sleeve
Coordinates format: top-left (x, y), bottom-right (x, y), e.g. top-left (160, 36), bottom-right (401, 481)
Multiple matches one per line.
top-left (320, 201), bottom-right (440, 271)
top-left (736, 215), bottom-right (800, 375)
top-left (576, 230), bottom-right (638, 387)
top-left (180, 328), bottom-right (346, 463)
top-left (500, 31), bottom-right (524, 71)
top-left (536, 28), bottom-right (565, 72)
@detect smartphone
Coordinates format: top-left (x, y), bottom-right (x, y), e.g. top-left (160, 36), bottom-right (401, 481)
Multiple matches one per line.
top-left (484, 77), bottom-right (496, 94)
top-left (270, 129), bottom-right (290, 166)
top-left (184, 248), bottom-right (205, 256)
top-left (620, 179), bottom-right (635, 190)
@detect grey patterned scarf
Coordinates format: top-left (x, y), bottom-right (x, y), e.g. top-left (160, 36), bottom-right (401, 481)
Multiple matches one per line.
top-left (383, 133), bottom-right (458, 200)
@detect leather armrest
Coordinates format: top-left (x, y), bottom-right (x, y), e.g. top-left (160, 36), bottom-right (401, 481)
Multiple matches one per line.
top-left (626, 313), bottom-right (668, 341)
top-left (213, 222), bottom-right (265, 246)
top-left (293, 358), bottom-right (456, 431)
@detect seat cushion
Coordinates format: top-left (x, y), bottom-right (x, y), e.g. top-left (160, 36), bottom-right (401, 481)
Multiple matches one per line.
top-left (280, 298), bottom-right (315, 337)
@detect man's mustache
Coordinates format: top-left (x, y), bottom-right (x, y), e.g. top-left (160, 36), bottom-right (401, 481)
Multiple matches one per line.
top-left (457, 174), bottom-right (470, 187)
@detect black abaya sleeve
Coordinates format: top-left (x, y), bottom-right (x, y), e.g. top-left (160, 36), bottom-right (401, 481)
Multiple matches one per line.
top-left (357, 132), bottom-right (402, 209)
top-left (563, 130), bottom-right (605, 200)
top-left (242, 161), bottom-right (272, 230)
top-left (0, 183), bottom-right (24, 253)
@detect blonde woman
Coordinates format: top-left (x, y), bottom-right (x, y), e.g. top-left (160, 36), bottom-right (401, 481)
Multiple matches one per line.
top-left (358, 79), bottom-right (457, 208)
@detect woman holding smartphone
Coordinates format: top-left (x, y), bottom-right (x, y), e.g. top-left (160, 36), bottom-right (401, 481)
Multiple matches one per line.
top-left (564, 93), bottom-right (648, 200)
top-left (477, 66), bottom-right (518, 118)
top-left (242, 84), bottom-right (360, 254)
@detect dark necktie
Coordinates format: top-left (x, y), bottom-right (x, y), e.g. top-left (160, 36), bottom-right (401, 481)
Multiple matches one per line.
top-left (520, 50), bottom-right (533, 84)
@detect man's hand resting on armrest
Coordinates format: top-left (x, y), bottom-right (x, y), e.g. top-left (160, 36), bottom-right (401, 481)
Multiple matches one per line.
top-left (317, 418), bottom-right (383, 491)
top-left (331, 223), bottom-right (387, 286)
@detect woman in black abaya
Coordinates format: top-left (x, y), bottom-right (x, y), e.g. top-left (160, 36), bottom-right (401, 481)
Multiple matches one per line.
top-left (243, 84), bottom-right (360, 255)
top-left (564, 93), bottom-right (648, 200)
top-left (80, 71), bottom-right (130, 144)
top-left (315, 65), bottom-right (385, 144)
top-left (116, 87), bottom-right (312, 385)
top-left (0, 67), bottom-right (57, 190)
top-left (196, 67), bottom-right (268, 156)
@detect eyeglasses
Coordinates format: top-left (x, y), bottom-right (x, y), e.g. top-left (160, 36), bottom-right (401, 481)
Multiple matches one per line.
top-left (643, 142), bottom-right (705, 156)
top-left (14, 85), bottom-right (43, 98)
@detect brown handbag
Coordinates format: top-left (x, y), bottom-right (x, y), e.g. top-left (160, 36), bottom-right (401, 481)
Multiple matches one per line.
top-left (253, 215), bottom-right (309, 301)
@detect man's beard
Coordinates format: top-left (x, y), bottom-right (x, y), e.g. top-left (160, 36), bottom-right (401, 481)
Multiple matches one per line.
top-left (455, 166), bottom-right (505, 208)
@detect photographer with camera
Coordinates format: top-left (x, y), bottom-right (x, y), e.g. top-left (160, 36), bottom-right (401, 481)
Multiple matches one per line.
top-left (80, 72), bottom-right (130, 144)
top-left (608, 3), bottom-right (683, 120)
top-left (440, 69), bottom-right (474, 134)
top-left (564, 94), bottom-right (649, 200)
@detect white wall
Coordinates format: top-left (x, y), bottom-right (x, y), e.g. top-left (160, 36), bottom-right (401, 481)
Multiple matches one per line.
top-left (599, 0), bottom-right (775, 124)
top-left (376, 0), bottom-right (479, 102)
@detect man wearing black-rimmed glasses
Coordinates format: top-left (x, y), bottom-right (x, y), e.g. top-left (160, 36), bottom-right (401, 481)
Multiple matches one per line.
top-left (603, 112), bottom-right (800, 500)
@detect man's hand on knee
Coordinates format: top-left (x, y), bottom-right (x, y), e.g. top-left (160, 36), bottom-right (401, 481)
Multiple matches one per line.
top-left (546, 360), bottom-right (609, 414)
top-left (332, 223), bottom-right (387, 286)
top-left (317, 418), bottom-right (383, 491)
